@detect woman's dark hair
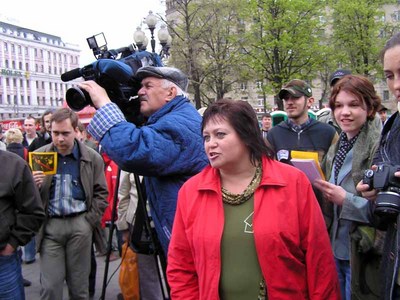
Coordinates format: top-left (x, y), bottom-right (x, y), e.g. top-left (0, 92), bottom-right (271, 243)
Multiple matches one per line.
top-left (329, 75), bottom-right (381, 121)
top-left (51, 108), bottom-right (79, 129)
top-left (40, 109), bottom-right (55, 134)
top-left (380, 32), bottom-right (400, 63)
top-left (202, 99), bottom-right (274, 165)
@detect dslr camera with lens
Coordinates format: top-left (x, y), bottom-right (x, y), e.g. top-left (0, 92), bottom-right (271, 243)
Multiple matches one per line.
top-left (363, 163), bottom-right (400, 217)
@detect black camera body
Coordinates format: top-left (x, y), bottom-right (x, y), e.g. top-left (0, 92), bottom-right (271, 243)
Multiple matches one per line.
top-left (363, 163), bottom-right (400, 217)
top-left (61, 33), bottom-right (163, 126)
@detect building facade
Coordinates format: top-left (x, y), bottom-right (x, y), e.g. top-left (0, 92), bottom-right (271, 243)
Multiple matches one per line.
top-left (0, 21), bottom-right (81, 120)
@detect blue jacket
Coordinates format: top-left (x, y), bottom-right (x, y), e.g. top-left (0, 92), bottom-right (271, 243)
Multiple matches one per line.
top-left (89, 96), bottom-right (209, 253)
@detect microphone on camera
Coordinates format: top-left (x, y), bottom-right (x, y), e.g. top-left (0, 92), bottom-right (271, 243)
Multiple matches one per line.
top-left (61, 68), bottom-right (82, 82)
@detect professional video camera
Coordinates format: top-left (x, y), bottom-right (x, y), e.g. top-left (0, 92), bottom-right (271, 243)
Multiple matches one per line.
top-left (363, 163), bottom-right (400, 217)
top-left (61, 33), bottom-right (163, 125)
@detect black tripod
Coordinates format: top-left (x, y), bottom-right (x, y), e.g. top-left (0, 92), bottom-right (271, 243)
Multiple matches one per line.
top-left (100, 169), bottom-right (121, 300)
top-left (129, 173), bottom-right (170, 299)
top-left (100, 170), bottom-right (170, 299)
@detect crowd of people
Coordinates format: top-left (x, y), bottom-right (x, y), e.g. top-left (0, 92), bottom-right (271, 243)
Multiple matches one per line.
top-left (1, 32), bottom-right (400, 300)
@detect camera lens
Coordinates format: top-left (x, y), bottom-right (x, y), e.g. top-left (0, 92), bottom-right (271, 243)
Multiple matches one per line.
top-left (66, 87), bottom-right (93, 111)
top-left (375, 191), bottom-right (400, 217)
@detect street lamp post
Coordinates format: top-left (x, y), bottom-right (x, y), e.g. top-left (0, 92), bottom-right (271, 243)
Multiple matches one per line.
top-left (158, 25), bottom-right (171, 58)
top-left (145, 11), bottom-right (158, 53)
top-left (133, 11), bottom-right (172, 58)
top-left (133, 27), bottom-right (147, 51)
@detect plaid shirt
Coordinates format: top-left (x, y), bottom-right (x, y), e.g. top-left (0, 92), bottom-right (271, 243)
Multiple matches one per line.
top-left (87, 103), bottom-right (125, 141)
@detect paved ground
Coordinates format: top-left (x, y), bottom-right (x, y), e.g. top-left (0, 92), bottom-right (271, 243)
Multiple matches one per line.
top-left (22, 251), bottom-right (122, 300)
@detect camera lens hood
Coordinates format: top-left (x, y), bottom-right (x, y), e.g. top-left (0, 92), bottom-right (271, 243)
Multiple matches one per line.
top-left (374, 191), bottom-right (400, 217)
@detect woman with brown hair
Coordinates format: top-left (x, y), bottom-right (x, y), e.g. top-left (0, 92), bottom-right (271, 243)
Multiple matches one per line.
top-left (314, 74), bottom-right (381, 300)
top-left (167, 99), bottom-right (340, 299)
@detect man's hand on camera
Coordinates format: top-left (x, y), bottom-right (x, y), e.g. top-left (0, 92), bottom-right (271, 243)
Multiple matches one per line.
top-left (356, 180), bottom-right (378, 202)
top-left (78, 80), bottom-right (111, 109)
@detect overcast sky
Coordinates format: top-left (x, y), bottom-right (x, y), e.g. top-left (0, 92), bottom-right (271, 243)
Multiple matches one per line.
top-left (1, 0), bottom-right (166, 65)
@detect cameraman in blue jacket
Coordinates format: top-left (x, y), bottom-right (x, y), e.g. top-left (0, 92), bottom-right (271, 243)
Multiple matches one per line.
top-left (79, 66), bottom-right (208, 256)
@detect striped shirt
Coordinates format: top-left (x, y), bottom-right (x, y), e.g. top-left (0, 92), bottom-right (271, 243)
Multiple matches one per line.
top-left (48, 142), bottom-right (87, 217)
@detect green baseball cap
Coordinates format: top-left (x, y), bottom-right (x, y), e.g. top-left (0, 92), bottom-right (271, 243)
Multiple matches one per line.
top-left (278, 79), bottom-right (312, 100)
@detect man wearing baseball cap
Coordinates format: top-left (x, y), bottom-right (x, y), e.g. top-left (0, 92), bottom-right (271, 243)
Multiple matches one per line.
top-left (318, 69), bottom-right (352, 133)
top-left (329, 69), bottom-right (352, 87)
top-left (78, 66), bottom-right (208, 299)
top-left (267, 79), bottom-right (338, 164)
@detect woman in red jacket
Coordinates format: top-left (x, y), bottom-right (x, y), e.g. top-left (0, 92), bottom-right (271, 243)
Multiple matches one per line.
top-left (167, 99), bottom-right (341, 300)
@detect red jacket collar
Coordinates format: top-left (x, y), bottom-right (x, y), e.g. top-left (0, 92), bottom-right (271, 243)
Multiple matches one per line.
top-left (197, 156), bottom-right (287, 193)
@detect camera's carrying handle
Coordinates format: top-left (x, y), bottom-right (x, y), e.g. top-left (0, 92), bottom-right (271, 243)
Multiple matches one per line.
top-left (130, 173), bottom-right (170, 299)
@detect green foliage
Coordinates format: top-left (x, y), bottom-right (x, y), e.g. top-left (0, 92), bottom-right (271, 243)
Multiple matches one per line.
top-left (166, 0), bottom-right (400, 109)
top-left (166, 0), bottom-right (249, 107)
top-left (196, 0), bottom-right (249, 102)
top-left (239, 0), bottom-right (327, 108)
top-left (331, 0), bottom-right (398, 77)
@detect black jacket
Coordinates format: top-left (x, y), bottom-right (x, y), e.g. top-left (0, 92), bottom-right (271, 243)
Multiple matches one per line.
top-left (28, 132), bottom-right (52, 152)
top-left (0, 150), bottom-right (44, 251)
top-left (267, 118), bottom-right (338, 163)
top-left (371, 112), bottom-right (400, 300)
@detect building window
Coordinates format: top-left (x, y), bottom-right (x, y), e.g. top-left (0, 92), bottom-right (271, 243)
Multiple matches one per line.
top-left (392, 11), bottom-right (400, 22)
top-left (27, 96), bottom-right (31, 105)
top-left (5, 60), bottom-right (8, 68)
top-left (383, 90), bottom-right (389, 101)
top-left (257, 95), bottom-right (264, 106)
top-left (240, 82), bottom-right (247, 91)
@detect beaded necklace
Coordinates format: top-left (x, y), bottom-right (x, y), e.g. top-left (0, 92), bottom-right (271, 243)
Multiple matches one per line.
top-left (221, 164), bottom-right (262, 205)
